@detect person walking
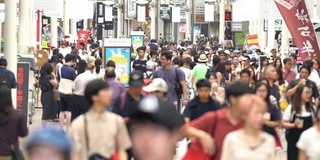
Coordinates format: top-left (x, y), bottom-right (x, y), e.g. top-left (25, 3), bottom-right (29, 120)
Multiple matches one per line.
top-left (0, 58), bottom-right (17, 89)
top-left (40, 63), bottom-right (59, 127)
top-left (0, 85), bottom-right (28, 160)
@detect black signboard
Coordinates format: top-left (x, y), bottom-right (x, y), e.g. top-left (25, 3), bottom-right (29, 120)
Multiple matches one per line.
top-left (96, 2), bottom-right (105, 25)
top-left (105, 21), bottom-right (113, 30)
top-left (17, 62), bottom-right (30, 127)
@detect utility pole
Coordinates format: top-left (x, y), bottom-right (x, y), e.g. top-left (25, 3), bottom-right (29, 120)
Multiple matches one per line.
top-left (219, 0), bottom-right (225, 45)
top-left (18, 0), bottom-right (30, 54)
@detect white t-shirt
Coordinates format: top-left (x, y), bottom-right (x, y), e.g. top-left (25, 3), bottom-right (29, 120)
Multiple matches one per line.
top-left (283, 105), bottom-right (316, 121)
top-left (296, 127), bottom-right (320, 160)
top-left (59, 47), bottom-right (71, 58)
top-left (221, 131), bottom-right (275, 160)
top-left (181, 67), bottom-right (192, 88)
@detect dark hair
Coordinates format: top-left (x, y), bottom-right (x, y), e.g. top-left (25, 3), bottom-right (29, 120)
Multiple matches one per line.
top-left (0, 58), bottom-right (7, 67)
top-left (84, 79), bottom-right (110, 105)
top-left (299, 65), bottom-right (311, 74)
top-left (212, 56), bottom-right (220, 66)
top-left (292, 85), bottom-right (313, 114)
top-left (193, 54), bottom-right (200, 63)
top-left (137, 46), bottom-right (146, 52)
top-left (254, 82), bottom-right (272, 110)
top-left (274, 57), bottom-right (283, 68)
top-left (225, 81), bottom-right (252, 99)
top-left (106, 60), bottom-right (116, 68)
top-left (282, 58), bottom-right (291, 65)
top-left (276, 67), bottom-right (285, 85)
top-left (260, 57), bottom-right (269, 68)
top-left (180, 58), bottom-right (186, 67)
top-left (95, 59), bottom-right (102, 74)
top-left (57, 53), bottom-right (64, 62)
top-left (41, 63), bottom-right (53, 77)
top-left (206, 72), bottom-right (217, 80)
top-left (52, 48), bottom-right (60, 55)
top-left (303, 60), bottom-right (314, 69)
top-left (160, 51), bottom-right (172, 61)
top-left (0, 85), bottom-right (13, 125)
top-left (190, 61), bottom-right (196, 70)
top-left (240, 68), bottom-right (251, 77)
top-left (105, 67), bottom-right (116, 78)
top-left (150, 50), bottom-right (157, 56)
top-left (64, 54), bottom-right (74, 63)
top-left (289, 53), bottom-right (297, 60)
top-left (77, 60), bottom-right (87, 75)
top-left (172, 57), bottom-right (181, 66)
top-left (185, 57), bottom-right (192, 65)
top-left (196, 79), bottom-right (211, 89)
top-left (215, 61), bottom-right (226, 73)
top-left (248, 66), bottom-right (257, 81)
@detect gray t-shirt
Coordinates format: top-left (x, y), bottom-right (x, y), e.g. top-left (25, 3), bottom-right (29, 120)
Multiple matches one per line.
top-left (153, 66), bottom-right (185, 103)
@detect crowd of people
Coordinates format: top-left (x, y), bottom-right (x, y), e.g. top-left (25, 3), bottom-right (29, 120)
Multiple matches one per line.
top-left (1, 39), bottom-right (320, 160)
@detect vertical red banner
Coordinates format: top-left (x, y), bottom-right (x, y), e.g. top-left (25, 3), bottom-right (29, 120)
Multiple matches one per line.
top-left (77, 30), bottom-right (89, 49)
top-left (274, 0), bottom-right (320, 61)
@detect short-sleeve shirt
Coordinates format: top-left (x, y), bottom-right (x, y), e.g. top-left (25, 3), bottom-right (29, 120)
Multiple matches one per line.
top-left (40, 75), bottom-right (53, 92)
top-left (181, 108), bottom-right (244, 160)
top-left (192, 63), bottom-right (209, 84)
top-left (183, 97), bottom-right (221, 121)
top-left (58, 65), bottom-right (77, 97)
top-left (282, 69), bottom-right (296, 83)
top-left (263, 105), bottom-right (281, 135)
top-left (132, 60), bottom-right (147, 73)
top-left (70, 110), bottom-right (132, 160)
top-left (287, 79), bottom-right (319, 100)
top-left (153, 66), bottom-right (185, 103)
top-left (296, 127), bottom-right (320, 160)
top-left (0, 68), bottom-right (17, 88)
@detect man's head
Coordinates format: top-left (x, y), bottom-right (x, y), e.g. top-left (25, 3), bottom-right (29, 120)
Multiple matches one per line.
top-left (130, 96), bottom-right (183, 160)
top-left (143, 78), bottom-right (168, 98)
top-left (283, 58), bottom-right (292, 70)
top-left (255, 49), bottom-right (262, 55)
top-left (60, 43), bottom-right (66, 48)
top-left (225, 60), bottom-right (232, 70)
top-left (64, 54), bottom-right (75, 65)
top-left (289, 53), bottom-right (297, 64)
top-left (225, 81), bottom-right (252, 107)
top-left (0, 58), bottom-right (7, 67)
top-left (299, 65), bottom-right (311, 79)
top-left (26, 128), bottom-right (72, 160)
top-left (218, 50), bottom-right (227, 61)
top-left (264, 65), bottom-right (277, 81)
top-left (240, 68), bottom-right (251, 84)
top-left (105, 67), bottom-right (116, 78)
top-left (137, 46), bottom-right (146, 58)
top-left (129, 70), bottom-right (144, 96)
top-left (160, 51), bottom-right (172, 67)
top-left (196, 79), bottom-right (211, 100)
top-left (84, 79), bottom-right (112, 106)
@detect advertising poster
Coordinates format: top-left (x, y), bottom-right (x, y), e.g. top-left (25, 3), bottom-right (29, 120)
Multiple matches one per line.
top-left (17, 63), bottom-right (30, 126)
top-left (104, 38), bottom-right (132, 87)
top-left (247, 34), bottom-right (259, 49)
top-left (131, 31), bottom-right (144, 54)
top-left (77, 30), bottom-right (89, 49)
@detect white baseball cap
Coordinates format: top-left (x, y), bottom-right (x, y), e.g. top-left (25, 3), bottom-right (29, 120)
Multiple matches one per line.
top-left (146, 61), bottom-right (155, 69)
top-left (143, 78), bottom-right (168, 93)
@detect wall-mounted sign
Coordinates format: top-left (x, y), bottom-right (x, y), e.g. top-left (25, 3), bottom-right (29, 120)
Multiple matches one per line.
top-left (160, 5), bottom-right (171, 20)
top-left (231, 22), bottom-right (243, 32)
top-left (171, 6), bottom-right (181, 22)
top-left (127, 0), bottom-right (137, 19)
top-left (137, 5), bottom-right (146, 22)
top-left (96, 2), bottom-right (105, 25)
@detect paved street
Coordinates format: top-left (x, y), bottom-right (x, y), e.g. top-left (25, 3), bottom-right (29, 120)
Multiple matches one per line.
top-left (21, 108), bottom-right (288, 160)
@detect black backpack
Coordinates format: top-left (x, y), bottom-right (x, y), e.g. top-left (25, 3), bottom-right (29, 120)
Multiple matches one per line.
top-left (0, 70), bottom-right (11, 88)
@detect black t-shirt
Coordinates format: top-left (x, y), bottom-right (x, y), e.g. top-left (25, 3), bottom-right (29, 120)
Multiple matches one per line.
top-left (132, 60), bottom-right (147, 73)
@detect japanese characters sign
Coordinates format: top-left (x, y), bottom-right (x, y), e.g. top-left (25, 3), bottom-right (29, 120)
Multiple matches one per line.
top-left (77, 30), bottom-right (89, 49)
top-left (274, 0), bottom-right (320, 60)
top-left (247, 34), bottom-right (259, 49)
top-left (17, 63), bottom-right (29, 126)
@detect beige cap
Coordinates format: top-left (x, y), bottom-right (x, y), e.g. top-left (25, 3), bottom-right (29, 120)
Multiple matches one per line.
top-left (143, 78), bottom-right (168, 93)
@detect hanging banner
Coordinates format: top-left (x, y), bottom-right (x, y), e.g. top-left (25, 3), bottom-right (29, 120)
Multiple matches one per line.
top-left (77, 30), bottom-right (89, 49)
top-left (105, 6), bottom-right (113, 22)
top-left (137, 5), bottom-right (146, 22)
top-left (274, 0), bottom-right (320, 60)
top-left (127, 0), bottom-right (137, 19)
top-left (96, 2), bottom-right (105, 25)
top-left (104, 38), bottom-right (132, 87)
top-left (247, 34), bottom-right (259, 49)
top-left (171, 6), bottom-right (181, 22)
top-left (204, 3), bottom-right (214, 22)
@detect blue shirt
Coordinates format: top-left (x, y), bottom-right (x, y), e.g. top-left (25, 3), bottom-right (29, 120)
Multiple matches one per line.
top-left (0, 68), bottom-right (17, 88)
top-left (106, 78), bottom-right (126, 105)
top-left (58, 65), bottom-right (76, 97)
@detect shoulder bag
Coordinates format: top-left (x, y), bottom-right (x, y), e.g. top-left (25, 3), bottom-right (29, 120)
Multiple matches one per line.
top-left (58, 67), bottom-right (73, 95)
top-left (175, 68), bottom-right (183, 96)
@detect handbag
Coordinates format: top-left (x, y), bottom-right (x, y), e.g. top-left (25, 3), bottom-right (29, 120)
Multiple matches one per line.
top-left (53, 90), bottom-right (60, 101)
top-left (58, 67), bottom-right (73, 95)
top-left (182, 112), bottom-right (218, 160)
top-left (174, 68), bottom-right (183, 96)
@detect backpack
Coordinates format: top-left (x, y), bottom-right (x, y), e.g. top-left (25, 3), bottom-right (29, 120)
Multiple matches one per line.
top-left (143, 72), bottom-right (153, 86)
top-left (0, 70), bottom-right (11, 88)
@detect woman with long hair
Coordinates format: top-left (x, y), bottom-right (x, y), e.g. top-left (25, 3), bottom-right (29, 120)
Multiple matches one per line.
top-left (275, 67), bottom-right (289, 111)
top-left (247, 66), bottom-right (257, 88)
top-left (76, 60), bottom-right (87, 76)
top-left (40, 63), bottom-right (58, 127)
top-left (206, 72), bottom-right (225, 105)
top-left (0, 85), bottom-right (28, 159)
top-left (257, 57), bottom-right (269, 81)
top-left (93, 59), bottom-right (105, 79)
top-left (221, 95), bottom-right (275, 160)
top-left (297, 107), bottom-right (320, 160)
top-left (274, 57), bottom-right (283, 68)
top-left (282, 85), bottom-right (316, 160)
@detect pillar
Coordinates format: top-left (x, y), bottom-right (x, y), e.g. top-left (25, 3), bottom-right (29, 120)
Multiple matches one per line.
top-left (51, 17), bottom-right (58, 47)
top-left (219, 1), bottom-right (225, 45)
top-left (185, 0), bottom-right (192, 40)
top-left (267, 19), bottom-right (275, 49)
top-left (4, 0), bottom-right (17, 108)
top-left (71, 19), bottom-right (77, 39)
top-left (83, 19), bottom-right (88, 30)
top-left (249, 20), bottom-right (254, 34)
top-left (63, 0), bottom-right (69, 35)
top-left (18, 0), bottom-right (30, 54)
top-left (29, 0), bottom-right (35, 51)
top-left (117, 0), bottom-right (123, 38)
top-left (150, 0), bottom-right (157, 39)
top-left (259, 19), bottom-right (267, 50)
top-left (281, 22), bottom-right (290, 59)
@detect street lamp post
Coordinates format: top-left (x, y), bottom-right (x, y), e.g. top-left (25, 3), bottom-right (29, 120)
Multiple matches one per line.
top-left (185, 0), bottom-right (192, 40)
top-left (170, 1), bottom-right (180, 42)
top-left (150, 0), bottom-right (157, 39)
top-left (219, 0), bottom-right (225, 46)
